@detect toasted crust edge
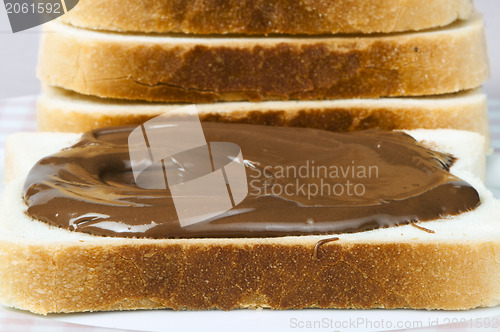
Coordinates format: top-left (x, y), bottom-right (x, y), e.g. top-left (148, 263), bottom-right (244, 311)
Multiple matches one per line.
top-left (36, 88), bottom-right (489, 137)
top-left (0, 239), bottom-right (499, 314)
top-left (38, 17), bottom-right (489, 103)
top-left (61, 0), bottom-right (473, 34)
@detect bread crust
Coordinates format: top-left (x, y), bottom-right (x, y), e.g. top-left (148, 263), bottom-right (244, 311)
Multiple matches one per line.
top-left (0, 239), bottom-right (499, 314)
top-left (37, 88), bottom-right (489, 136)
top-left (37, 17), bottom-right (489, 103)
top-left (60, 0), bottom-right (473, 34)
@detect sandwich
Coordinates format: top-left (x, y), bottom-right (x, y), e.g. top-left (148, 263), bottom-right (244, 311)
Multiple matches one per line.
top-left (0, 0), bottom-right (496, 316)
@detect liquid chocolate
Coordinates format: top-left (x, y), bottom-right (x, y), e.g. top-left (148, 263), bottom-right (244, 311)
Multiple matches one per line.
top-left (23, 124), bottom-right (480, 239)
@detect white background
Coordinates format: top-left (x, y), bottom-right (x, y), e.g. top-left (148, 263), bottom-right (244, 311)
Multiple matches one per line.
top-left (0, 0), bottom-right (498, 99)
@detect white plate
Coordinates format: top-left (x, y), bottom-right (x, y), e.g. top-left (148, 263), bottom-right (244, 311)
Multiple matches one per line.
top-left (0, 305), bottom-right (496, 332)
top-left (1, 155), bottom-right (499, 332)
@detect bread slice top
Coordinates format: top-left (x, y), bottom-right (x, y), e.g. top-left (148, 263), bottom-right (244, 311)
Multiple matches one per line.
top-left (38, 14), bottom-right (489, 102)
top-left (37, 87), bottom-right (490, 139)
top-left (2, 129), bottom-right (495, 245)
top-left (60, 0), bottom-right (473, 35)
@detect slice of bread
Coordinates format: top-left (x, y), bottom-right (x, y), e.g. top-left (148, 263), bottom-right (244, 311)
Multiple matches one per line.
top-left (38, 87), bottom-right (490, 140)
top-left (60, 0), bottom-right (473, 35)
top-left (37, 15), bottom-right (489, 103)
top-left (1, 129), bottom-right (498, 315)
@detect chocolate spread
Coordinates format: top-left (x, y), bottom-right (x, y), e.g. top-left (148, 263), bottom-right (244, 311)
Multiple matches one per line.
top-left (23, 124), bottom-right (480, 238)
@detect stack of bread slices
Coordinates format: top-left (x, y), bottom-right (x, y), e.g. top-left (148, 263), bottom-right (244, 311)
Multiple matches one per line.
top-left (36, 0), bottom-right (490, 134)
top-left (1, 0), bottom-right (499, 315)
